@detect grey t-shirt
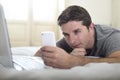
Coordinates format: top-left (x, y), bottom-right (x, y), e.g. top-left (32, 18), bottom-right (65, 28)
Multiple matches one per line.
top-left (56, 24), bottom-right (120, 57)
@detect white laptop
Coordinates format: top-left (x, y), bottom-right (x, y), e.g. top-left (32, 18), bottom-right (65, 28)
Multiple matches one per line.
top-left (0, 4), bottom-right (45, 70)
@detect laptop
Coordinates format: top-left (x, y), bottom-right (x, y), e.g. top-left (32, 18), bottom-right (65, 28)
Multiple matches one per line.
top-left (0, 4), bottom-right (45, 70)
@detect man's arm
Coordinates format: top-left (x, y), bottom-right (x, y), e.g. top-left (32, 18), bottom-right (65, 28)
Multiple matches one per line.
top-left (81, 51), bottom-right (120, 65)
top-left (35, 46), bottom-right (120, 69)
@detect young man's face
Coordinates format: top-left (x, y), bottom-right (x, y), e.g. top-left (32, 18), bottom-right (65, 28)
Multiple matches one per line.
top-left (60, 21), bottom-right (93, 49)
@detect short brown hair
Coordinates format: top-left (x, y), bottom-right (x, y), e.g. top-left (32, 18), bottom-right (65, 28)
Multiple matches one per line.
top-left (57, 5), bottom-right (92, 29)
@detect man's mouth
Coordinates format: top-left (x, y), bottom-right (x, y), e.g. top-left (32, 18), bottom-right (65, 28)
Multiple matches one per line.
top-left (72, 43), bottom-right (82, 48)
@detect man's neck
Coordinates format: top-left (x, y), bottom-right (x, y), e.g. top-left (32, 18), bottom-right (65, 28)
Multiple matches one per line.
top-left (87, 27), bottom-right (95, 50)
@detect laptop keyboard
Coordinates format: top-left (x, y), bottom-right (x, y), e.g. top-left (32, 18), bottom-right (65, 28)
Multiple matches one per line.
top-left (12, 56), bottom-right (45, 70)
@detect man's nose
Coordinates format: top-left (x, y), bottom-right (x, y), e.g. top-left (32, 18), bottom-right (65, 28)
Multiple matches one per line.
top-left (69, 35), bottom-right (76, 44)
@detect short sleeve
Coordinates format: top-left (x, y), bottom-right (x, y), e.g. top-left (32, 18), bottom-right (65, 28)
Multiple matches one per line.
top-left (103, 32), bottom-right (120, 56)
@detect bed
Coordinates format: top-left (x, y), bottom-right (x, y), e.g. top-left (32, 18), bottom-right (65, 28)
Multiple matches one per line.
top-left (11, 46), bottom-right (40, 56)
top-left (0, 46), bottom-right (120, 80)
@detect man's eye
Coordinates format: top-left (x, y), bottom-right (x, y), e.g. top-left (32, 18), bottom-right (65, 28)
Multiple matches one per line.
top-left (74, 30), bottom-right (81, 34)
top-left (63, 33), bottom-right (68, 37)
top-left (64, 34), bottom-right (69, 37)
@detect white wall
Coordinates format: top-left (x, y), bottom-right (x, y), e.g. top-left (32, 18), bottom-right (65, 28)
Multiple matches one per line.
top-left (111, 0), bottom-right (120, 28)
top-left (0, 0), bottom-right (61, 47)
top-left (2, 0), bottom-right (120, 47)
top-left (65, 0), bottom-right (112, 25)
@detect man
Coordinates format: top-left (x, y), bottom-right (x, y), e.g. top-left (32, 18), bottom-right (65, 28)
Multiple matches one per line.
top-left (35, 5), bottom-right (120, 69)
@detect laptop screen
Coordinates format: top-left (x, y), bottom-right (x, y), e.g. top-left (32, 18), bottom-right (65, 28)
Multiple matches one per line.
top-left (0, 4), bottom-right (13, 68)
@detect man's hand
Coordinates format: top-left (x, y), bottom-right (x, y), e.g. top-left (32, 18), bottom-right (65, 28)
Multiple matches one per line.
top-left (40, 46), bottom-right (84, 69)
top-left (71, 48), bottom-right (87, 56)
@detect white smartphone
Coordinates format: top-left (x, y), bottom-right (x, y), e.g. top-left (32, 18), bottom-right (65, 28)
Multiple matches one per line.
top-left (41, 31), bottom-right (56, 47)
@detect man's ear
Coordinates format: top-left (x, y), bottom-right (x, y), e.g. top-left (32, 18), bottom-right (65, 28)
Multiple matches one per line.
top-left (89, 23), bottom-right (94, 30)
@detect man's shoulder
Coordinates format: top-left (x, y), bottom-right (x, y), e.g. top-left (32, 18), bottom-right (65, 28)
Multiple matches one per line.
top-left (95, 24), bottom-right (120, 45)
top-left (95, 24), bottom-right (120, 32)
top-left (95, 24), bottom-right (120, 37)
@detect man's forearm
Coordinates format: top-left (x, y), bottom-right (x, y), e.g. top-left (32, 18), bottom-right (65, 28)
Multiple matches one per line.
top-left (83, 57), bottom-right (120, 65)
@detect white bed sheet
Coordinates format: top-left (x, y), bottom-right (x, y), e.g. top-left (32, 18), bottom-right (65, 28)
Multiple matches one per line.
top-left (0, 63), bottom-right (120, 80)
top-left (11, 46), bottom-right (40, 56)
top-left (7, 46), bottom-right (120, 80)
